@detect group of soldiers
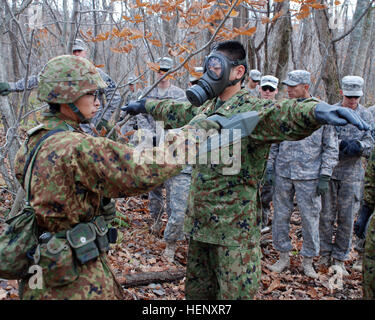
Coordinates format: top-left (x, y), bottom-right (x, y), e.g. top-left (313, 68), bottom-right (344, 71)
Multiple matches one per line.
top-left (0, 38), bottom-right (374, 300)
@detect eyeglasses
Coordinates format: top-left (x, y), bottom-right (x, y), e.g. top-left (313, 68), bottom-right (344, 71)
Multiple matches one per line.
top-left (261, 86), bottom-right (276, 92)
top-left (86, 90), bottom-right (100, 100)
top-left (252, 80), bottom-right (260, 83)
top-left (344, 96), bottom-right (360, 99)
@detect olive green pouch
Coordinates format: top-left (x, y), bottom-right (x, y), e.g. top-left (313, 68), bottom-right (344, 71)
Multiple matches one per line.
top-left (66, 223), bottom-right (99, 265)
top-left (92, 216), bottom-right (109, 253)
top-left (35, 236), bottom-right (79, 287)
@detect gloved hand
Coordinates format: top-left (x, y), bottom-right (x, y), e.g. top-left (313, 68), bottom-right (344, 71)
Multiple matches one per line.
top-left (314, 102), bottom-right (369, 131)
top-left (339, 139), bottom-right (363, 157)
top-left (100, 197), bottom-right (116, 224)
top-left (316, 174), bottom-right (330, 196)
top-left (188, 114), bottom-right (221, 131)
top-left (0, 82), bottom-right (11, 96)
top-left (354, 202), bottom-right (373, 239)
top-left (265, 167), bottom-right (274, 185)
top-left (120, 98), bottom-right (147, 115)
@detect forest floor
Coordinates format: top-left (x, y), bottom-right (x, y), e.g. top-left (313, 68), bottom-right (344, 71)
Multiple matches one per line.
top-left (0, 192), bottom-right (364, 300)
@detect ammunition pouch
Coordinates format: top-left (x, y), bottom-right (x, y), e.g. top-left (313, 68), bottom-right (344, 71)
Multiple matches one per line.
top-left (92, 216), bottom-right (110, 253)
top-left (35, 235), bottom-right (79, 287)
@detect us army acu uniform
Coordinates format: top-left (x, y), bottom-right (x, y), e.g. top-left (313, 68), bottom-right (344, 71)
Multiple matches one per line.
top-left (246, 69), bottom-right (261, 97)
top-left (14, 55), bottom-right (204, 300)
top-left (120, 58), bottom-right (191, 259)
top-left (362, 148), bottom-right (375, 299)
top-left (368, 105), bottom-right (375, 121)
top-left (143, 89), bottom-right (337, 299)
top-left (320, 76), bottom-right (374, 272)
top-left (1, 63), bottom-right (121, 137)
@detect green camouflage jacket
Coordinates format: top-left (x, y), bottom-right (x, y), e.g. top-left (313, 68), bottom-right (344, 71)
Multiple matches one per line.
top-left (14, 112), bottom-right (188, 300)
top-left (363, 150), bottom-right (375, 299)
top-left (145, 88), bottom-right (321, 248)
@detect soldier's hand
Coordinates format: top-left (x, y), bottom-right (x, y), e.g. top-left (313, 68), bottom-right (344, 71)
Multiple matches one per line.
top-left (316, 174), bottom-right (330, 196)
top-left (314, 102), bottom-right (370, 131)
top-left (121, 98), bottom-right (147, 115)
top-left (354, 203), bottom-right (373, 239)
top-left (340, 139), bottom-right (363, 156)
top-left (0, 82), bottom-right (11, 96)
top-left (265, 167), bottom-right (274, 185)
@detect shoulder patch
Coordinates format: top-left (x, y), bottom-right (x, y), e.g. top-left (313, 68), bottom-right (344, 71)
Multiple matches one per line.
top-left (26, 124), bottom-right (45, 136)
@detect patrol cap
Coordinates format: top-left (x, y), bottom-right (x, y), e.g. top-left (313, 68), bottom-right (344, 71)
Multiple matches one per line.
top-left (72, 39), bottom-right (88, 52)
top-left (157, 57), bottom-right (173, 71)
top-left (342, 75), bottom-right (364, 97)
top-left (189, 67), bottom-right (204, 83)
top-left (128, 76), bottom-right (137, 84)
top-left (249, 69), bottom-right (261, 81)
top-left (260, 75), bottom-right (279, 89)
top-left (282, 70), bottom-right (311, 86)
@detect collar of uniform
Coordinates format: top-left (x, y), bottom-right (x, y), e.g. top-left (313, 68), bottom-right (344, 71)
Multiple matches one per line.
top-left (41, 112), bottom-right (80, 132)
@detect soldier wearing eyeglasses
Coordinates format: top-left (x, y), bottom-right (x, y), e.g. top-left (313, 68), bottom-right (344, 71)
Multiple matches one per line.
top-left (267, 70), bottom-right (339, 279)
top-left (320, 76), bottom-right (374, 275)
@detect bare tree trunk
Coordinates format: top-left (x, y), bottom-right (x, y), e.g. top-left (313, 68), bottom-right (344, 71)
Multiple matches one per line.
top-left (67, 0), bottom-right (80, 54)
top-left (313, 4), bottom-right (341, 104)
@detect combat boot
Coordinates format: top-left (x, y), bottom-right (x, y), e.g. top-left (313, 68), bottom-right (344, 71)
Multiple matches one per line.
top-left (353, 253), bottom-right (363, 272)
top-left (269, 251), bottom-right (290, 273)
top-left (333, 258), bottom-right (349, 277)
top-left (163, 241), bottom-right (177, 263)
top-left (318, 255), bottom-right (331, 267)
top-left (302, 257), bottom-right (318, 279)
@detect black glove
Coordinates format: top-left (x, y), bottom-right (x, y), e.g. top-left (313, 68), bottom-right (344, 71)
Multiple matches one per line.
top-left (0, 82), bottom-right (11, 96)
top-left (354, 203), bottom-right (373, 239)
top-left (340, 139), bottom-right (363, 157)
top-left (316, 174), bottom-right (330, 196)
top-left (314, 102), bottom-right (369, 131)
top-left (121, 98), bottom-right (147, 115)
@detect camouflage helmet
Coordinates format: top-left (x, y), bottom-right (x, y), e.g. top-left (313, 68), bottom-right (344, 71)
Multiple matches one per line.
top-left (38, 55), bottom-right (107, 104)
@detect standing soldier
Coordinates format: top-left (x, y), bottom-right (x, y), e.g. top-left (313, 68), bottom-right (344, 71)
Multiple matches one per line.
top-left (124, 76), bottom-right (139, 105)
top-left (122, 41), bottom-right (369, 299)
top-left (0, 39), bottom-right (121, 135)
top-left (258, 75), bottom-right (279, 228)
top-left (13, 54), bottom-right (210, 299)
top-left (319, 76), bottom-right (374, 275)
top-left (246, 69), bottom-right (261, 97)
top-left (121, 57), bottom-right (190, 262)
top-left (267, 70), bottom-right (339, 279)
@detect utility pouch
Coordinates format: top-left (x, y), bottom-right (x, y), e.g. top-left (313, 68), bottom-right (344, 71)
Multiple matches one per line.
top-left (92, 216), bottom-right (109, 253)
top-left (36, 235), bottom-right (79, 287)
top-left (66, 223), bottom-right (99, 265)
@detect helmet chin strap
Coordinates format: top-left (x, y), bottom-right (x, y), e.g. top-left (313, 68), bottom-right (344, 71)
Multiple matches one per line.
top-left (67, 103), bottom-right (90, 123)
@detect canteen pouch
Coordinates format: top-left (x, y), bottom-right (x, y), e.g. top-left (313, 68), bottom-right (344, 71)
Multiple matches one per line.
top-left (35, 236), bottom-right (79, 287)
top-left (66, 223), bottom-right (99, 265)
top-left (92, 216), bottom-right (109, 252)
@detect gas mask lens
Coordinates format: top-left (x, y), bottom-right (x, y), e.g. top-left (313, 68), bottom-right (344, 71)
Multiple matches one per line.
top-left (206, 56), bottom-right (223, 80)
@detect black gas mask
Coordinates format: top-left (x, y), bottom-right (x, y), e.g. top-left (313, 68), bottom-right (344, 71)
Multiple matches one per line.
top-left (186, 51), bottom-right (247, 106)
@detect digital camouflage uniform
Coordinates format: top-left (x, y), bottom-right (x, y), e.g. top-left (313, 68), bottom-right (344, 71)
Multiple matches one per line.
top-left (14, 55), bottom-right (198, 300)
top-left (121, 84), bottom-right (191, 242)
top-left (320, 102), bottom-right (374, 261)
top-left (145, 89), bottom-right (326, 299)
top-left (362, 148), bottom-right (375, 299)
top-left (268, 122), bottom-right (339, 257)
top-left (7, 67), bottom-right (121, 135)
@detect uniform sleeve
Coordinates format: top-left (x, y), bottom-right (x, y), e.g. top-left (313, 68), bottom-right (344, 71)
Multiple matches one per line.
top-left (320, 125), bottom-right (339, 176)
top-left (146, 99), bottom-right (199, 128)
top-left (364, 151), bottom-right (375, 210)
top-left (9, 74), bottom-right (40, 92)
top-left (249, 98), bottom-right (321, 144)
top-left (70, 130), bottom-right (195, 198)
top-left (358, 111), bottom-right (374, 159)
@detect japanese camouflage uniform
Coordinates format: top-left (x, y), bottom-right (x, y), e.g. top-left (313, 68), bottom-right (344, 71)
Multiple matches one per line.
top-left (144, 89), bottom-right (327, 299)
top-left (362, 148), bottom-right (375, 299)
top-left (320, 76), bottom-right (374, 262)
top-left (7, 66), bottom-right (121, 135)
top-left (14, 55), bottom-right (198, 300)
top-left (121, 83), bottom-right (192, 242)
top-left (268, 121), bottom-right (338, 257)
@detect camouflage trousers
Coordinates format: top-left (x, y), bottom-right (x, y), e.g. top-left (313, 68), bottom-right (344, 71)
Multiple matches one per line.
top-left (185, 239), bottom-right (262, 300)
top-left (320, 179), bottom-right (361, 261)
top-left (272, 175), bottom-right (321, 257)
top-left (149, 173), bottom-right (191, 241)
top-left (261, 181), bottom-right (273, 226)
top-left (364, 214), bottom-right (375, 299)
